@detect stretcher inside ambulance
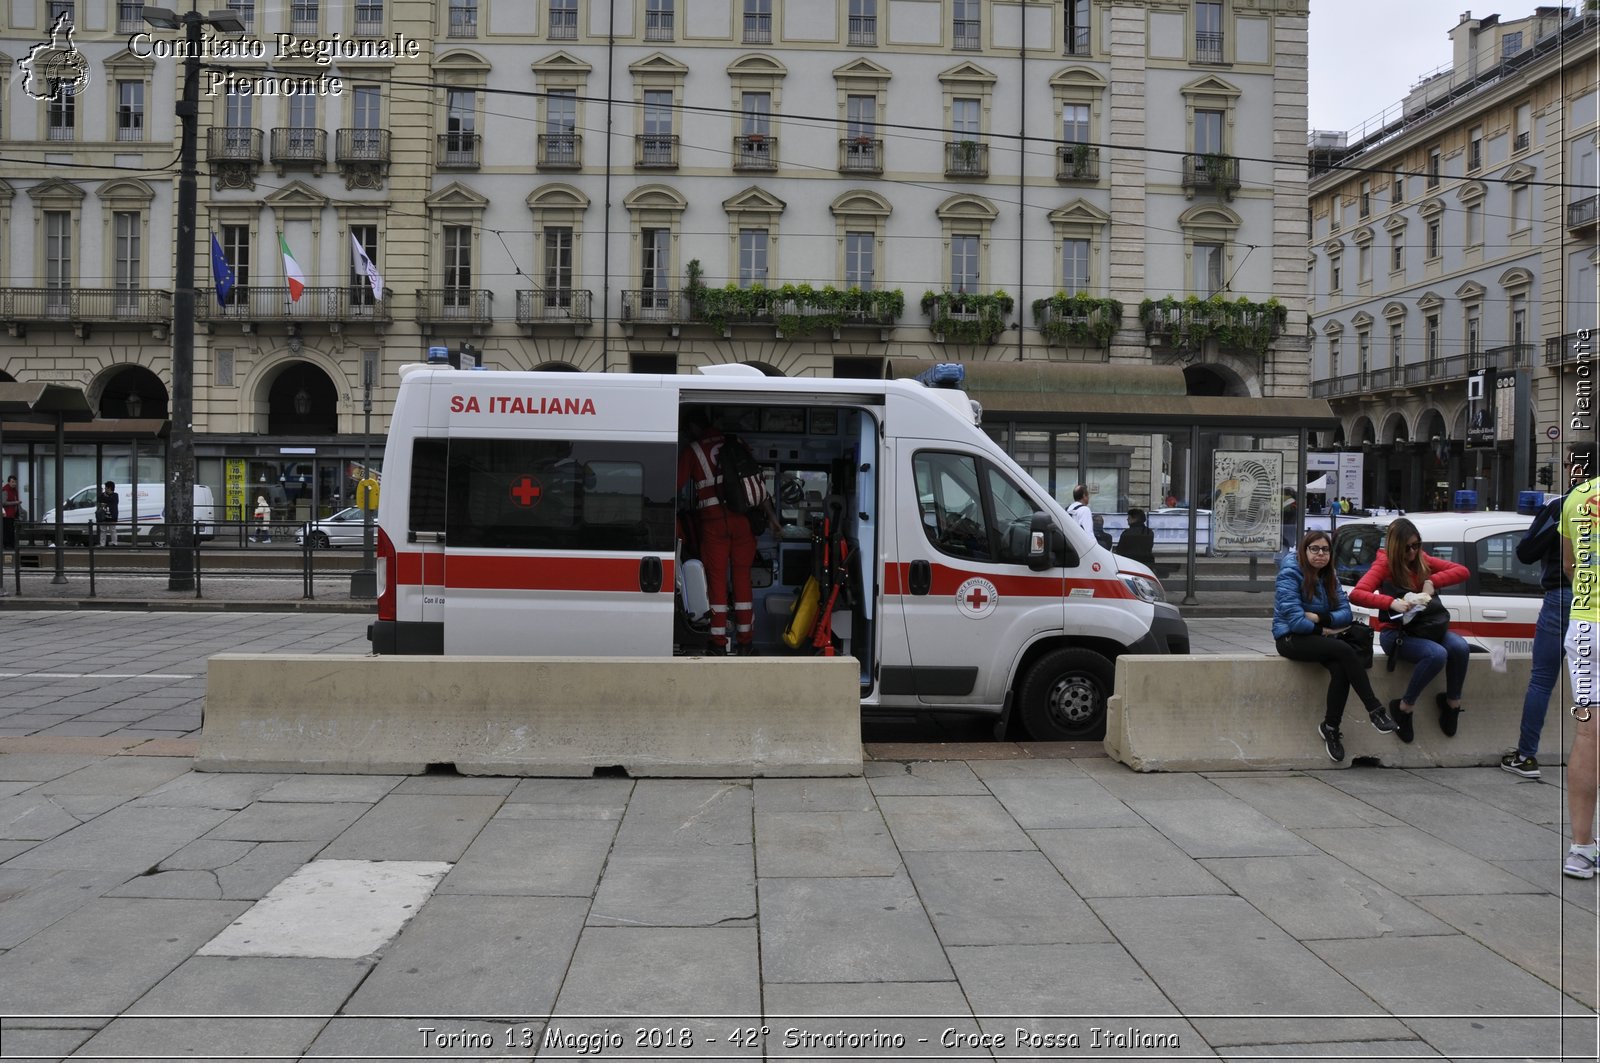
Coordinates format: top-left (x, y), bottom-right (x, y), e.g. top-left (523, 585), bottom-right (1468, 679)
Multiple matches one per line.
top-left (368, 365), bottom-right (1189, 740)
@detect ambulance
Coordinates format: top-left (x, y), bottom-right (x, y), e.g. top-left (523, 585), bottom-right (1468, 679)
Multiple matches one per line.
top-left (367, 364), bottom-right (1189, 740)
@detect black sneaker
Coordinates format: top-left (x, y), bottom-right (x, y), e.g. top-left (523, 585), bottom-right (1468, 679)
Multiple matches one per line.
top-left (1368, 704), bottom-right (1398, 733)
top-left (733, 641), bottom-right (759, 657)
top-left (1317, 721), bottom-right (1345, 763)
top-left (705, 642), bottom-right (729, 657)
top-left (1436, 692), bottom-right (1461, 737)
top-left (1391, 699), bottom-right (1415, 744)
top-left (1500, 752), bottom-right (1541, 778)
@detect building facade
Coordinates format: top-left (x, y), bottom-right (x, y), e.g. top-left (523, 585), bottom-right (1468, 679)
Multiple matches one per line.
top-left (1307, 5), bottom-right (1598, 513)
top-left (1, 0), bottom-right (1311, 522)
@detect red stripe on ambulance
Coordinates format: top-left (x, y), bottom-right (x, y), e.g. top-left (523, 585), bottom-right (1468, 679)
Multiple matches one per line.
top-left (395, 552), bottom-right (669, 594)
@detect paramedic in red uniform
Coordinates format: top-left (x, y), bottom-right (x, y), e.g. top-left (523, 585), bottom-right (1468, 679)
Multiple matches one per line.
top-left (678, 409), bottom-right (774, 656)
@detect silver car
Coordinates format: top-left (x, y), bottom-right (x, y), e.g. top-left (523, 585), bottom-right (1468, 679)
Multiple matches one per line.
top-left (296, 507), bottom-right (374, 549)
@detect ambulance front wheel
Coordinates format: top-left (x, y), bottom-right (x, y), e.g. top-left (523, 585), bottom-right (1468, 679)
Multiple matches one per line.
top-left (1017, 648), bottom-right (1113, 740)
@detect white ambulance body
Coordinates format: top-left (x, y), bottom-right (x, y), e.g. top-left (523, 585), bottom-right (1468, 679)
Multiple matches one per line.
top-left (368, 365), bottom-right (1189, 739)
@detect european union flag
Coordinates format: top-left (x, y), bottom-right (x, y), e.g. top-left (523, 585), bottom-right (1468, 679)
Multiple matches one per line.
top-left (210, 233), bottom-right (235, 305)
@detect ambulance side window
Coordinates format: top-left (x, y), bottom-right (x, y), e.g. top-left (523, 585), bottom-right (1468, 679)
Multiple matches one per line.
top-left (913, 451), bottom-right (992, 562)
top-left (985, 465), bottom-right (1038, 565)
top-left (410, 439), bottom-right (448, 534)
top-left (444, 437), bottom-right (675, 552)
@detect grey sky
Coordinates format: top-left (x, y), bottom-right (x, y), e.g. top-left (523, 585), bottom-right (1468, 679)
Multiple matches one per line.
top-left (1308, 0), bottom-right (1469, 137)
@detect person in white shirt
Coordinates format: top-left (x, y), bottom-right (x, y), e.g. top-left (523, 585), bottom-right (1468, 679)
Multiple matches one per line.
top-left (1067, 484), bottom-right (1094, 537)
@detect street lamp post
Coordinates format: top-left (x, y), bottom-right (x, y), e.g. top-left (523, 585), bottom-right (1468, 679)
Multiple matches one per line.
top-left (144, 5), bottom-right (243, 590)
top-left (351, 360), bottom-right (376, 599)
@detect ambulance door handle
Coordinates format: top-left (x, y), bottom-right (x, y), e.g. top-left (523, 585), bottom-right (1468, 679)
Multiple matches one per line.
top-left (909, 559), bottom-right (931, 596)
top-left (639, 556), bottom-right (664, 594)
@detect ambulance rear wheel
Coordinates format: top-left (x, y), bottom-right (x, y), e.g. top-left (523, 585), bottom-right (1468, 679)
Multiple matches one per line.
top-left (1017, 648), bottom-right (1113, 740)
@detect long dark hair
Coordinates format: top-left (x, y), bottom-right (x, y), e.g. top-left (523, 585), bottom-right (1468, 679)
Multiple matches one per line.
top-left (1298, 530), bottom-right (1337, 604)
top-left (1384, 517), bottom-right (1427, 591)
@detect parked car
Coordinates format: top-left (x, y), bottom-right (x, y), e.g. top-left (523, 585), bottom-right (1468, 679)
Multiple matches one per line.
top-left (296, 507), bottom-right (373, 549)
top-left (1331, 511), bottom-right (1541, 655)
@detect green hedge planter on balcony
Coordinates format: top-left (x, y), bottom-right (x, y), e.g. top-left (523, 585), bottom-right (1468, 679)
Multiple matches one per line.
top-left (685, 261), bottom-right (905, 337)
top-left (1137, 294), bottom-right (1288, 356)
top-left (920, 289), bottom-right (1014, 345)
top-left (1030, 292), bottom-right (1124, 347)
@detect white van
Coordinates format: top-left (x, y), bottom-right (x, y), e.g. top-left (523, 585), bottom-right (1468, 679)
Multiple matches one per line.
top-left (367, 365), bottom-right (1189, 739)
top-left (33, 482), bottom-right (217, 545)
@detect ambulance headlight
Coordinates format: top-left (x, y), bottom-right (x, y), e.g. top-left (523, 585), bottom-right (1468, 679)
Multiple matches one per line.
top-left (1122, 573), bottom-right (1165, 604)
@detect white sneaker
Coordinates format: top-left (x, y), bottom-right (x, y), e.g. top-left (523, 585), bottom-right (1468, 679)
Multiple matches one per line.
top-left (1564, 844), bottom-right (1598, 880)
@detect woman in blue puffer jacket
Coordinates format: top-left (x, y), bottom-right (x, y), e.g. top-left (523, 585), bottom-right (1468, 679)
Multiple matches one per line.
top-left (1274, 530), bottom-right (1398, 762)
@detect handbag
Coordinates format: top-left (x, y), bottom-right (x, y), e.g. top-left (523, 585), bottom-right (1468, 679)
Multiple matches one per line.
top-left (1380, 580), bottom-right (1451, 669)
top-left (1333, 619), bottom-right (1374, 669)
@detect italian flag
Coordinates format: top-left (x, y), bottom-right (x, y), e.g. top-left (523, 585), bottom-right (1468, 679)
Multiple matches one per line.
top-left (280, 235), bottom-right (306, 301)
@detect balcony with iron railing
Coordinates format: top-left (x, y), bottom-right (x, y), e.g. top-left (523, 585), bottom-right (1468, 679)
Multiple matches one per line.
top-left (117, 2), bottom-right (145, 33)
top-left (743, 13), bottom-right (771, 44)
top-left (199, 286), bottom-right (391, 327)
top-left (1568, 194), bottom-right (1599, 232)
top-left (839, 138), bottom-right (883, 174)
top-left (416, 288), bottom-right (493, 329)
top-left (447, 5), bottom-right (477, 36)
top-left (945, 141), bottom-right (989, 178)
top-left (953, 20), bottom-right (980, 50)
top-left (437, 132), bottom-right (481, 169)
top-left (1065, 24), bottom-right (1090, 55)
top-left (336, 128), bottom-right (389, 164)
top-left (733, 135), bottom-right (777, 172)
top-left (1195, 31), bottom-right (1225, 63)
top-left (1181, 153), bottom-right (1240, 198)
top-left (549, 8), bottom-right (577, 38)
top-left (537, 133), bottom-right (582, 169)
top-left (1313, 344), bottom-right (1534, 397)
top-left (0, 287), bottom-right (172, 336)
top-left (207, 127), bottom-right (262, 164)
top-left (1514, 130), bottom-right (1530, 152)
top-left (1546, 334), bottom-right (1596, 365)
top-left (645, 11), bottom-right (673, 40)
top-left (1056, 143), bottom-right (1100, 182)
top-left (354, 4), bottom-right (383, 35)
top-left (621, 289), bottom-right (688, 330)
top-left (848, 15), bottom-right (875, 46)
top-left (270, 128), bottom-right (326, 173)
top-left (516, 289), bottom-right (593, 331)
top-left (635, 134), bottom-right (679, 169)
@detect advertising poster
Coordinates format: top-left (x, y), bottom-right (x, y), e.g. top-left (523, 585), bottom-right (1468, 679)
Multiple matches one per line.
top-left (224, 459), bottom-right (246, 523)
top-left (1211, 450), bottom-right (1284, 554)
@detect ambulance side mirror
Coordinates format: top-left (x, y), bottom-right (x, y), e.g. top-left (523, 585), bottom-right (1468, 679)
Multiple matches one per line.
top-left (1026, 512), bottom-right (1066, 571)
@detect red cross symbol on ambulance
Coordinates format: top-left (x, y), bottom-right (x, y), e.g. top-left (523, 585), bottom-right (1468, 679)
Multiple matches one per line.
top-left (955, 576), bottom-right (998, 619)
top-left (510, 475), bottom-right (542, 507)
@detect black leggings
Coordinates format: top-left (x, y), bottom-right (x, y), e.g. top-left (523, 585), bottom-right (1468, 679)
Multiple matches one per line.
top-left (1275, 633), bottom-right (1382, 727)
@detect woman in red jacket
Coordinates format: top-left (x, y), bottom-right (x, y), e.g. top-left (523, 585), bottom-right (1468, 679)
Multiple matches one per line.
top-left (1350, 517), bottom-right (1471, 743)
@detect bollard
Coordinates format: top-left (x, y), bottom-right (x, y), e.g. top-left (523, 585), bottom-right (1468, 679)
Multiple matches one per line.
top-left (87, 534), bottom-right (95, 598)
top-left (194, 523), bottom-right (203, 599)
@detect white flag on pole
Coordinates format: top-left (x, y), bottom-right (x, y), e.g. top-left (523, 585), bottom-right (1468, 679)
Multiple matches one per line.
top-left (350, 232), bottom-right (385, 302)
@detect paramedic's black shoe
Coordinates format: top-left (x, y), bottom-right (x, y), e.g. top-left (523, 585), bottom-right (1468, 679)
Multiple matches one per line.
top-left (705, 642), bottom-right (728, 656)
top-left (1436, 692), bottom-right (1461, 737)
top-left (733, 642), bottom-right (759, 656)
top-left (1390, 700), bottom-right (1414, 744)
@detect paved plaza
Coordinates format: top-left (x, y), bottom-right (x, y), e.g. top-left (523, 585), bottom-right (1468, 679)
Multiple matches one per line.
top-left (0, 611), bottom-right (1594, 1060)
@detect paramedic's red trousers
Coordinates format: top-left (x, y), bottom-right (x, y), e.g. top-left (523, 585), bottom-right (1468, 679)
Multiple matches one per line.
top-left (699, 508), bottom-right (755, 649)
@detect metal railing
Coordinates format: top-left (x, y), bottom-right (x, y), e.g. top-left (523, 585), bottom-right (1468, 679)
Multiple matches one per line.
top-left (839, 138), bottom-right (883, 174)
top-left (538, 133), bottom-right (582, 169)
top-left (733, 135), bottom-right (777, 171)
top-left (1546, 334), bottom-right (1596, 365)
top-left (516, 288), bottom-right (594, 326)
top-left (1056, 144), bottom-right (1100, 181)
top-left (1195, 31), bottom-right (1224, 63)
top-left (1065, 25), bottom-right (1090, 55)
top-left (270, 127), bottom-right (326, 167)
top-left (336, 128), bottom-right (389, 164)
top-left (448, 5), bottom-right (477, 36)
top-left (0, 287), bottom-right (172, 325)
top-left (437, 132), bottom-right (481, 168)
top-left (415, 288), bottom-right (493, 325)
top-left (645, 10), bottom-right (673, 40)
top-left (1568, 194), bottom-right (1599, 230)
top-left (945, 141), bottom-right (989, 177)
top-left (621, 289), bottom-right (687, 324)
top-left (207, 127), bottom-right (262, 163)
top-left (953, 20), bottom-right (980, 50)
top-left (848, 15), bottom-right (875, 46)
top-left (636, 134), bottom-right (679, 169)
top-left (743, 14), bottom-right (770, 43)
top-left (549, 7), bottom-right (577, 37)
top-left (1181, 153), bottom-right (1240, 195)
top-left (198, 286), bottom-right (391, 325)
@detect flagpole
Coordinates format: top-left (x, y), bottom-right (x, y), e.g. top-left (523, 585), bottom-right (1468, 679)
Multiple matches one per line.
top-left (166, 7), bottom-right (201, 591)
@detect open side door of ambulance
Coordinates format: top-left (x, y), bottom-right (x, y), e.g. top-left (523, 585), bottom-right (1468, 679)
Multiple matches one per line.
top-left (435, 375), bottom-right (679, 656)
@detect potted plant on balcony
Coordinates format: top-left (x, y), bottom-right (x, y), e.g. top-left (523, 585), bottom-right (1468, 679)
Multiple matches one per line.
top-left (1068, 142), bottom-right (1093, 178)
top-left (1201, 152), bottom-right (1230, 185)
top-left (956, 139), bottom-right (980, 169)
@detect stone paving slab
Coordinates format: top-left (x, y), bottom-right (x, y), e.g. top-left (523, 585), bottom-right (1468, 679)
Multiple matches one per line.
top-left (1208, 775), bottom-right (1403, 828)
top-left (439, 817), bottom-right (620, 897)
top-left (318, 793), bottom-right (504, 863)
top-left (758, 873), bottom-right (952, 984)
top-left (1032, 826), bottom-right (1233, 898)
top-left (1196, 854), bottom-right (1454, 940)
top-left (904, 851), bottom-right (1113, 946)
top-left (877, 795), bottom-right (1037, 852)
top-left (1128, 797), bottom-right (1321, 859)
top-left (1297, 825), bottom-right (1551, 897)
top-left (1414, 893), bottom-right (1600, 1008)
top-left (754, 809), bottom-right (901, 878)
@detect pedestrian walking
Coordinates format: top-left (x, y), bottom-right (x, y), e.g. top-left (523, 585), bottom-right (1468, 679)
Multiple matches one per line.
top-left (1560, 466), bottom-right (1599, 878)
top-left (1274, 530), bottom-right (1397, 762)
top-left (252, 495), bottom-right (272, 543)
top-left (1067, 484), bottom-right (1094, 537)
top-left (95, 481), bottom-right (119, 548)
top-left (1, 473), bottom-right (18, 552)
top-left (1116, 506), bottom-right (1157, 568)
top-left (1350, 517), bottom-right (1471, 744)
top-left (1501, 444), bottom-right (1593, 778)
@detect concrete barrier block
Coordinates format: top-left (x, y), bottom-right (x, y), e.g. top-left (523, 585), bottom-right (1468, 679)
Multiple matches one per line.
top-left (198, 655), bottom-right (863, 778)
top-left (1106, 654), bottom-right (1578, 772)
